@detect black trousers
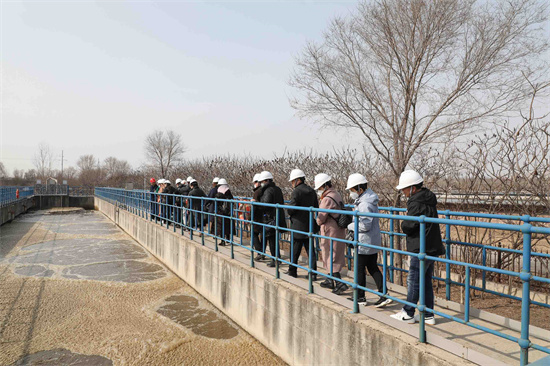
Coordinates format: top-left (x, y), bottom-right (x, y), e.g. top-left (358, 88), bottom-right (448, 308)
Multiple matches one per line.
top-left (264, 235), bottom-right (279, 259)
top-left (288, 238), bottom-right (317, 275)
top-left (357, 253), bottom-right (384, 298)
top-left (252, 232), bottom-right (264, 254)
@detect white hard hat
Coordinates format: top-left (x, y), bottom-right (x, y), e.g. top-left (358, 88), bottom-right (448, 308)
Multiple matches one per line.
top-left (252, 173), bottom-right (261, 183)
top-left (217, 178), bottom-right (228, 185)
top-left (165, 180), bottom-right (171, 185)
top-left (259, 171), bottom-right (274, 181)
top-left (346, 173), bottom-right (368, 190)
top-left (187, 176), bottom-right (193, 182)
top-left (213, 177), bottom-right (220, 183)
top-left (314, 173), bottom-right (332, 190)
top-left (289, 169), bottom-right (306, 182)
top-left (396, 170), bottom-right (423, 190)
top-left (175, 178), bottom-right (182, 184)
top-left (158, 179), bottom-right (165, 184)
top-left (189, 179), bottom-right (197, 184)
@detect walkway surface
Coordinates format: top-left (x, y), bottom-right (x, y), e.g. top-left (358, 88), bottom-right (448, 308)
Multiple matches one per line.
top-left (0, 209), bottom-right (284, 366)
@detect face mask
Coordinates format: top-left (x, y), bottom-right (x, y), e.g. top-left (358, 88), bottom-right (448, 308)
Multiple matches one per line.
top-left (350, 191), bottom-right (359, 200)
top-left (261, 182), bottom-right (266, 188)
top-left (316, 189), bottom-right (324, 197)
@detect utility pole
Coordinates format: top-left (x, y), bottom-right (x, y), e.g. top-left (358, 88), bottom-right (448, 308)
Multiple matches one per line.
top-left (61, 150), bottom-right (64, 178)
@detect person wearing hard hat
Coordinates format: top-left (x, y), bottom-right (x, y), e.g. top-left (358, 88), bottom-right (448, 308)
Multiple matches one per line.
top-left (390, 170), bottom-right (445, 325)
top-left (314, 173), bottom-right (347, 289)
top-left (258, 170), bottom-right (287, 267)
top-left (187, 179), bottom-right (207, 235)
top-left (176, 178), bottom-right (191, 228)
top-left (206, 177), bottom-right (221, 231)
top-left (214, 179), bottom-right (234, 246)
top-left (164, 179), bottom-right (177, 226)
top-left (174, 178), bottom-right (184, 226)
top-left (149, 178), bottom-right (159, 220)
top-left (286, 169), bottom-right (319, 279)
top-left (346, 173), bottom-right (392, 306)
top-left (251, 173), bottom-right (266, 260)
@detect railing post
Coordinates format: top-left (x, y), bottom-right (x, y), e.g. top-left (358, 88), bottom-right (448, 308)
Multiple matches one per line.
top-left (250, 204), bottom-right (255, 268)
top-left (308, 208), bottom-right (314, 294)
top-left (352, 210), bottom-right (359, 313)
top-left (482, 246), bottom-right (487, 291)
top-left (230, 201), bottom-right (235, 260)
top-left (419, 216), bottom-right (427, 343)
top-left (389, 208), bottom-right (395, 283)
top-left (275, 204), bottom-right (280, 279)
top-left (465, 266), bottom-right (470, 322)
top-left (215, 199), bottom-right (219, 252)
top-left (519, 221), bottom-right (532, 366)
top-left (445, 210), bottom-right (451, 301)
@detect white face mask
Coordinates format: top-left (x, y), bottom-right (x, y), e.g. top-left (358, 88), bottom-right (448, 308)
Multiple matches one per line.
top-left (350, 191), bottom-right (359, 200)
top-left (261, 182), bottom-right (266, 188)
top-left (316, 189), bottom-right (324, 197)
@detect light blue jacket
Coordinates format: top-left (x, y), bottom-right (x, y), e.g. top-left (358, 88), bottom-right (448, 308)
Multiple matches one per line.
top-left (347, 188), bottom-right (381, 255)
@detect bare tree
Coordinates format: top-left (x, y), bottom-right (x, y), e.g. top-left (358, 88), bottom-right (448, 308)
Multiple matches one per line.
top-left (33, 143), bottom-right (53, 181)
top-left (103, 156), bottom-right (132, 187)
top-left (77, 155), bottom-right (104, 187)
top-left (289, 0), bottom-right (548, 191)
top-left (0, 162), bottom-right (7, 178)
top-left (145, 130), bottom-right (186, 177)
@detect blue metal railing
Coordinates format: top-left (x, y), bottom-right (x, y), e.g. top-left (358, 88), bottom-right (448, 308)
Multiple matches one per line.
top-left (95, 187), bottom-right (550, 366)
top-left (0, 186), bottom-right (34, 207)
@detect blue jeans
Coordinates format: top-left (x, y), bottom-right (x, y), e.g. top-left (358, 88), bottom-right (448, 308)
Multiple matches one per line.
top-left (403, 256), bottom-right (435, 317)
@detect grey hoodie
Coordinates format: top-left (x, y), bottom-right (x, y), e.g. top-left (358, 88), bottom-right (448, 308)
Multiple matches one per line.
top-left (347, 188), bottom-right (382, 255)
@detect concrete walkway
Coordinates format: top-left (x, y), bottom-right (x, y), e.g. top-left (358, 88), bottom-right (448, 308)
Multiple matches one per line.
top-left (177, 225), bottom-right (550, 366)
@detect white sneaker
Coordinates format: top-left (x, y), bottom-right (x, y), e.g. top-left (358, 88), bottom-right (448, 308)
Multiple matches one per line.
top-left (414, 314), bottom-right (436, 325)
top-left (390, 309), bottom-right (414, 324)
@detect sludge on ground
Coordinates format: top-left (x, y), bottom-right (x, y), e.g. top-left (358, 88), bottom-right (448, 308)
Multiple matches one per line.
top-left (0, 209), bottom-right (285, 366)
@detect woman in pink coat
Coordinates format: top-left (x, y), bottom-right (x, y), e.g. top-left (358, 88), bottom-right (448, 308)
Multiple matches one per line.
top-left (315, 173), bottom-right (348, 294)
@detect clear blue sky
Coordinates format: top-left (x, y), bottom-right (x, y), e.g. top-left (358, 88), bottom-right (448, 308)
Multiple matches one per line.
top-left (1, 0), bottom-right (363, 174)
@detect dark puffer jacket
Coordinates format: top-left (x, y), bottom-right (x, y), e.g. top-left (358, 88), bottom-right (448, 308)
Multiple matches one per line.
top-left (259, 181), bottom-right (287, 233)
top-left (286, 182), bottom-right (318, 240)
top-left (401, 188), bottom-right (445, 256)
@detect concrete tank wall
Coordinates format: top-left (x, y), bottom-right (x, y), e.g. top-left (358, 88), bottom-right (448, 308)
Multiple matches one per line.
top-left (94, 197), bottom-right (472, 366)
top-left (1, 197), bottom-right (34, 226)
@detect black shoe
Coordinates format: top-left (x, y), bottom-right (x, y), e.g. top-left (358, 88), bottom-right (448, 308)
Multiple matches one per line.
top-left (373, 295), bottom-right (393, 308)
top-left (267, 260), bottom-right (276, 267)
top-left (254, 254), bottom-right (265, 261)
top-left (311, 273), bottom-right (317, 281)
top-left (285, 271), bottom-right (297, 278)
top-left (348, 296), bottom-right (368, 305)
top-left (320, 278), bottom-right (335, 289)
top-left (332, 282), bottom-right (349, 295)
top-left (219, 241), bottom-right (226, 246)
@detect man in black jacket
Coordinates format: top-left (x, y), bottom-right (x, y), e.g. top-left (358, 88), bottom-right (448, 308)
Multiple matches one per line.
top-left (188, 179), bottom-right (206, 234)
top-left (286, 169), bottom-right (318, 279)
top-left (206, 177), bottom-right (220, 233)
top-left (258, 171), bottom-right (287, 267)
top-left (149, 178), bottom-right (159, 220)
top-left (251, 174), bottom-right (265, 261)
top-left (391, 170), bottom-right (445, 325)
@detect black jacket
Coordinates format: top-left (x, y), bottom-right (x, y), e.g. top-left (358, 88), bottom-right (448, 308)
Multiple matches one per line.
top-left (401, 188), bottom-right (445, 256)
top-left (252, 186), bottom-right (263, 233)
top-left (178, 185), bottom-right (191, 196)
top-left (164, 184), bottom-right (177, 205)
top-left (188, 186), bottom-right (206, 211)
top-left (260, 181), bottom-right (287, 231)
top-left (206, 186), bottom-right (219, 213)
top-left (287, 182), bottom-right (318, 240)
